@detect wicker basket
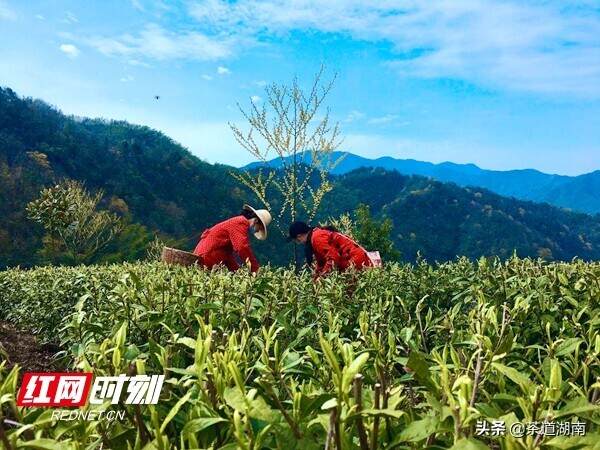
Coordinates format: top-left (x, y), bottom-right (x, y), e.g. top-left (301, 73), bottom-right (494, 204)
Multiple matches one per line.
top-left (161, 247), bottom-right (200, 266)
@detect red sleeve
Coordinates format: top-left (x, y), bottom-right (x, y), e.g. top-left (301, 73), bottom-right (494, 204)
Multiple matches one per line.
top-left (229, 218), bottom-right (260, 272)
top-left (312, 230), bottom-right (340, 276)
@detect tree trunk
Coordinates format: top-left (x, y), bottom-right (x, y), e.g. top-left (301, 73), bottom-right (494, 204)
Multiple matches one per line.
top-left (292, 94), bottom-right (300, 271)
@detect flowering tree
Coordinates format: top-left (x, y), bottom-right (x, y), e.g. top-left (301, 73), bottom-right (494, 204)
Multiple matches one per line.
top-left (230, 67), bottom-right (344, 265)
top-left (27, 180), bottom-right (122, 264)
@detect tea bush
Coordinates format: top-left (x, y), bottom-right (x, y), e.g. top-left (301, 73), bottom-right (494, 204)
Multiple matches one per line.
top-left (1, 257), bottom-right (599, 449)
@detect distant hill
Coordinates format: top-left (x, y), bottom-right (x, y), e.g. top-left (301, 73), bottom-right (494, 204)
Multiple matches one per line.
top-left (244, 151), bottom-right (600, 215)
top-left (324, 168), bottom-right (600, 262)
top-left (0, 86), bottom-right (246, 267)
top-left (2, 86), bottom-right (600, 267)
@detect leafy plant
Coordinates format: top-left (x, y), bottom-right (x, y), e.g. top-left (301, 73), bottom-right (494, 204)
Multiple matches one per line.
top-left (326, 212), bottom-right (355, 238)
top-left (26, 180), bottom-right (123, 264)
top-left (0, 257), bottom-right (599, 448)
top-left (353, 204), bottom-right (401, 262)
top-left (327, 204), bottom-right (400, 262)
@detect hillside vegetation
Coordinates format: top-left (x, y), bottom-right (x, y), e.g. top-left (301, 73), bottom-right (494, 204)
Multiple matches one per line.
top-left (0, 87), bottom-right (245, 266)
top-left (2, 86), bottom-right (600, 267)
top-left (325, 169), bottom-right (600, 262)
top-left (247, 151), bottom-right (600, 215)
top-left (1, 258), bottom-right (599, 448)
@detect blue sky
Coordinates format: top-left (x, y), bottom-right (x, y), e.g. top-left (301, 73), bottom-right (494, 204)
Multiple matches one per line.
top-left (1, 0), bottom-right (599, 175)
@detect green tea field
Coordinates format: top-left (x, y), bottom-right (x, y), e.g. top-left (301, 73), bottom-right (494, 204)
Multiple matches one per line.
top-left (1, 258), bottom-right (599, 449)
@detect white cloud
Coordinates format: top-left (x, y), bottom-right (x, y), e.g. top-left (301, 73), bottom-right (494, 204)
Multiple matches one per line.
top-left (202, 74), bottom-right (213, 80)
top-left (0, 0), bottom-right (16, 20)
top-left (127, 58), bottom-right (151, 67)
top-left (343, 110), bottom-right (365, 123)
top-left (88, 23), bottom-right (234, 61)
top-left (35, 14), bottom-right (45, 20)
top-left (253, 80), bottom-right (267, 87)
top-left (62, 11), bottom-right (78, 24)
top-left (217, 65), bottom-right (231, 75)
top-left (60, 44), bottom-right (80, 59)
top-left (131, 0), bottom-right (144, 11)
top-left (368, 114), bottom-right (401, 125)
top-left (120, 75), bottom-right (135, 82)
top-left (187, 0), bottom-right (600, 97)
top-left (250, 95), bottom-right (262, 103)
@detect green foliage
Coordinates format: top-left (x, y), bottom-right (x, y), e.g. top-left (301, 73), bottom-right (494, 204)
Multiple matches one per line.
top-left (98, 221), bottom-right (156, 264)
top-left (26, 180), bottom-right (123, 264)
top-left (0, 86), bottom-right (247, 267)
top-left (326, 212), bottom-right (355, 238)
top-left (1, 257), bottom-right (599, 448)
top-left (3, 86), bottom-right (600, 268)
top-left (321, 168), bottom-right (600, 263)
top-left (353, 203), bottom-right (401, 262)
top-left (145, 235), bottom-right (169, 262)
top-left (325, 204), bottom-right (400, 262)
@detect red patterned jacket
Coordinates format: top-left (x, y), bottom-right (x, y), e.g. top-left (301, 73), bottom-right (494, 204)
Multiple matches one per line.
top-left (193, 216), bottom-right (259, 272)
top-left (311, 228), bottom-right (371, 277)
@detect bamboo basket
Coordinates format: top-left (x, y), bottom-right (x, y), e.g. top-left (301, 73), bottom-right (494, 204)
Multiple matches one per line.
top-left (161, 247), bottom-right (200, 266)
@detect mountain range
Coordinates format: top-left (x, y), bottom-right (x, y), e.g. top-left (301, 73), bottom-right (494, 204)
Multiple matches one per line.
top-left (2, 85), bottom-right (600, 267)
top-left (244, 151), bottom-right (600, 215)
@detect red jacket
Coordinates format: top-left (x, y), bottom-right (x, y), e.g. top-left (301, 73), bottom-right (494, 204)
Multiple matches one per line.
top-left (193, 216), bottom-right (260, 272)
top-left (310, 228), bottom-right (371, 277)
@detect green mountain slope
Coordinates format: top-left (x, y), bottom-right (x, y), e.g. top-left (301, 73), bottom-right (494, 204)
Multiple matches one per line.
top-left (245, 151), bottom-right (600, 214)
top-left (0, 87), bottom-right (246, 266)
top-left (325, 168), bottom-right (600, 262)
top-left (2, 86), bottom-right (600, 267)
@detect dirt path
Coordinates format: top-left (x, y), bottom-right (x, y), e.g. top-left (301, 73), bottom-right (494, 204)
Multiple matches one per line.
top-left (0, 321), bottom-right (60, 373)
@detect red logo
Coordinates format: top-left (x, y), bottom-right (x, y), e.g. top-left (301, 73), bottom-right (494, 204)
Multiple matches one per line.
top-left (17, 372), bottom-right (93, 407)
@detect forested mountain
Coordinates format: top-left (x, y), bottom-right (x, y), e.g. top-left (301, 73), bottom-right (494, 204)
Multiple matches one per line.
top-left (0, 86), bottom-right (244, 266)
top-left (2, 86), bottom-right (600, 267)
top-left (245, 151), bottom-right (600, 214)
top-left (325, 169), bottom-right (600, 262)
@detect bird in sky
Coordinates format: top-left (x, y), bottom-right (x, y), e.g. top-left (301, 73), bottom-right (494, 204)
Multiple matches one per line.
top-left (154, 95), bottom-right (160, 100)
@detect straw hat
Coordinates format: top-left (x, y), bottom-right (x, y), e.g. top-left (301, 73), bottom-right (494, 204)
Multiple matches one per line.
top-left (243, 204), bottom-right (272, 240)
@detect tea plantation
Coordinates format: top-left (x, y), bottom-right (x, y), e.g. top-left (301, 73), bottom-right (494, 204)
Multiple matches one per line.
top-left (1, 257), bottom-right (599, 449)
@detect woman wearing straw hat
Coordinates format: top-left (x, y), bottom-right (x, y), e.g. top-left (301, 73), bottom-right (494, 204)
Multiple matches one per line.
top-left (193, 204), bottom-right (271, 273)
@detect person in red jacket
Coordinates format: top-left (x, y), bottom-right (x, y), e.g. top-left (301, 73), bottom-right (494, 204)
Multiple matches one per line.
top-left (193, 205), bottom-right (271, 273)
top-left (288, 221), bottom-right (372, 278)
